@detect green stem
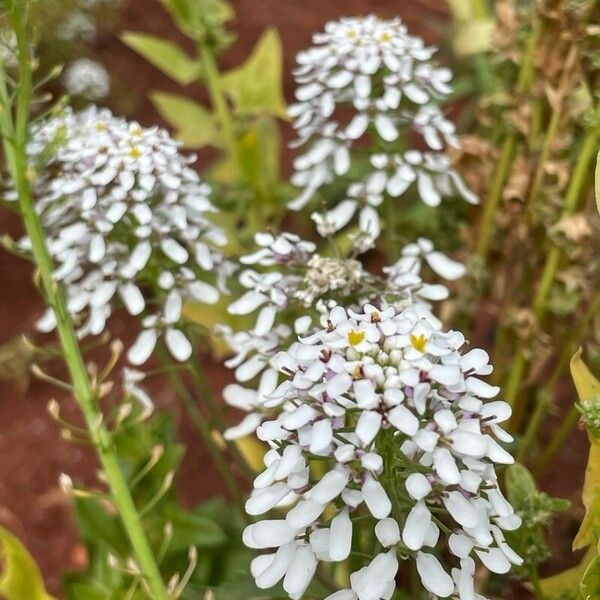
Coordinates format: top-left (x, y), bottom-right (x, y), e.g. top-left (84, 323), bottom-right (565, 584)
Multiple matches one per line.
top-left (188, 351), bottom-right (255, 483)
top-left (475, 19), bottom-right (542, 258)
top-left (156, 345), bottom-right (246, 512)
top-left (505, 119), bottom-right (600, 417)
top-left (534, 405), bottom-right (580, 478)
top-left (198, 43), bottom-right (238, 171)
top-left (3, 5), bottom-right (167, 598)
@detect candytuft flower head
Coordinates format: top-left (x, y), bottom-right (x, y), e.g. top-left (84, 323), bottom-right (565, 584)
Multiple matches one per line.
top-left (14, 107), bottom-right (229, 364)
top-left (241, 302), bottom-right (521, 599)
top-left (288, 16), bottom-right (478, 249)
top-left (62, 59), bottom-right (110, 99)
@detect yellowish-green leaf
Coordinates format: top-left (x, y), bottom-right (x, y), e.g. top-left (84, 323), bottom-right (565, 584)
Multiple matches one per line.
top-left (0, 526), bottom-right (55, 600)
top-left (453, 19), bottom-right (494, 56)
top-left (595, 150), bottom-right (599, 216)
top-left (571, 348), bottom-right (600, 550)
top-left (222, 29), bottom-right (287, 118)
top-left (150, 92), bottom-right (220, 149)
top-left (234, 436), bottom-right (266, 473)
top-left (236, 116), bottom-right (281, 190)
top-left (581, 539), bottom-right (600, 600)
top-left (121, 32), bottom-right (201, 86)
top-left (540, 547), bottom-right (596, 598)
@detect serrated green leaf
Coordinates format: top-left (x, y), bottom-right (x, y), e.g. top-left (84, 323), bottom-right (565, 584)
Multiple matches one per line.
top-left (222, 29), bottom-right (287, 118)
top-left (151, 92), bottom-right (220, 149)
top-left (121, 32), bottom-right (201, 85)
top-left (0, 526), bottom-right (55, 600)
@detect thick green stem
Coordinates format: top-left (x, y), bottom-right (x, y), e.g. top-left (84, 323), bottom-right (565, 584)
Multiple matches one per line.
top-left (3, 5), bottom-right (167, 598)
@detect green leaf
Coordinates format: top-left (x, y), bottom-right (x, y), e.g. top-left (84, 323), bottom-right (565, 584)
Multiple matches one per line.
top-left (236, 116), bottom-right (281, 190)
top-left (581, 540), bottom-right (600, 600)
top-left (0, 526), bottom-right (55, 600)
top-left (222, 29), bottom-right (287, 118)
top-left (571, 348), bottom-right (600, 550)
top-left (540, 547), bottom-right (596, 599)
top-left (73, 496), bottom-right (128, 556)
top-left (150, 92), bottom-right (220, 149)
top-left (452, 19), bottom-right (494, 56)
top-left (121, 32), bottom-right (201, 85)
top-left (594, 152), bottom-right (600, 212)
top-left (161, 503), bottom-right (227, 552)
top-left (505, 463), bottom-right (537, 506)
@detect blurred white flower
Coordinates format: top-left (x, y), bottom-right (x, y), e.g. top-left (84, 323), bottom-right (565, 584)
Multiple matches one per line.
top-left (288, 15), bottom-right (477, 246)
top-left (15, 107), bottom-right (228, 364)
top-left (57, 11), bottom-right (97, 42)
top-left (62, 59), bottom-right (110, 99)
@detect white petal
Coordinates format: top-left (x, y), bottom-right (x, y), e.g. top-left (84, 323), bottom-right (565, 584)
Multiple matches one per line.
top-left (165, 328), bottom-right (192, 361)
top-left (356, 411), bottom-right (382, 446)
top-left (119, 283), bottom-right (145, 316)
top-left (416, 552), bottom-right (454, 597)
top-left (374, 114), bottom-right (399, 142)
top-left (362, 476), bottom-right (391, 519)
top-left (375, 518), bottom-right (400, 547)
top-left (402, 501), bottom-right (431, 550)
top-left (424, 251), bottom-right (465, 280)
top-left (329, 509), bottom-right (352, 561)
top-left (127, 329), bottom-right (157, 365)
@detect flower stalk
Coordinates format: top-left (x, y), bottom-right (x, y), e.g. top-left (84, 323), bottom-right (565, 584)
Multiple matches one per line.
top-left (505, 115), bottom-right (600, 426)
top-left (1, 4), bottom-right (167, 598)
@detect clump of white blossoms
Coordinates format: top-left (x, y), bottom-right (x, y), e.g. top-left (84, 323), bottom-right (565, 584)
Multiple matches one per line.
top-left (221, 232), bottom-right (466, 440)
top-left (242, 302), bottom-right (521, 599)
top-left (15, 106), bottom-right (228, 364)
top-left (288, 16), bottom-right (478, 248)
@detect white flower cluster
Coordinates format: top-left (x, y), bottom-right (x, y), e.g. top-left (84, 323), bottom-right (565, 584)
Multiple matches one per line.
top-left (62, 59), bottom-right (110, 99)
top-left (242, 303), bottom-right (521, 599)
top-left (288, 16), bottom-right (478, 249)
top-left (17, 107), bottom-right (229, 364)
top-left (221, 233), bottom-right (465, 440)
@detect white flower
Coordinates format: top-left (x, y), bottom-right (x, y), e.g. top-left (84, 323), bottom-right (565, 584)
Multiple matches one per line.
top-left (240, 303), bottom-right (520, 599)
top-left (62, 59), bottom-right (110, 99)
top-left (288, 16), bottom-right (477, 246)
top-left (17, 107), bottom-right (228, 364)
top-left (57, 11), bottom-right (97, 42)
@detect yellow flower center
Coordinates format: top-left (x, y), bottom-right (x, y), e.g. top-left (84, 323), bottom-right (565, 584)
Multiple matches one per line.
top-left (128, 146), bottom-right (142, 159)
top-left (131, 126), bottom-right (143, 137)
top-left (380, 31), bottom-right (392, 42)
top-left (348, 330), bottom-right (365, 347)
top-left (410, 334), bottom-right (427, 353)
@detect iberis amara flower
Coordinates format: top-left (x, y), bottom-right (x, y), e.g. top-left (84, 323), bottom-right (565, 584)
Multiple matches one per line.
top-left (14, 107), bottom-right (229, 364)
top-left (220, 233), bottom-right (466, 440)
top-left (241, 303), bottom-right (521, 599)
top-left (288, 16), bottom-right (477, 249)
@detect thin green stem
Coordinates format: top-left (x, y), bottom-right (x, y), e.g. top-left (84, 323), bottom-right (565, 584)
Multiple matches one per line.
top-left (475, 19), bottom-right (542, 258)
top-left (3, 5), bottom-right (167, 598)
top-left (517, 292), bottom-right (600, 461)
top-left (534, 405), bottom-right (580, 478)
top-left (198, 43), bottom-right (238, 171)
top-left (156, 345), bottom-right (247, 512)
top-left (505, 119), bottom-right (600, 414)
top-left (188, 351), bottom-right (255, 483)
